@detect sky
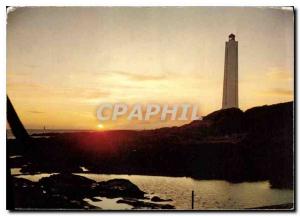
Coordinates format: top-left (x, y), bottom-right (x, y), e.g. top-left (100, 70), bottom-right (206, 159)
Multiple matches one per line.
top-left (7, 7), bottom-right (294, 130)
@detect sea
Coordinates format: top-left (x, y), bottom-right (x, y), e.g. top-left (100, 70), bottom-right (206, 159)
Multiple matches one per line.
top-left (11, 169), bottom-right (294, 210)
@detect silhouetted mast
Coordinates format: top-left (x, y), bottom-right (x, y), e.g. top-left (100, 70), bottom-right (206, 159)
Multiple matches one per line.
top-left (7, 95), bottom-right (30, 142)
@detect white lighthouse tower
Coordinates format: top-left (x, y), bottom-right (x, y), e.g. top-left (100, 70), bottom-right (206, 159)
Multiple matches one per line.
top-left (222, 33), bottom-right (238, 109)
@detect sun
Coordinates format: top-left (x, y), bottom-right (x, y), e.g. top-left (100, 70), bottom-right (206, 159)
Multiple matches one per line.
top-left (97, 124), bottom-right (104, 129)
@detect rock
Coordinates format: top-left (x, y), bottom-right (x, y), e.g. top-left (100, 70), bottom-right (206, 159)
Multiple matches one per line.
top-left (11, 174), bottom-right (170, 210)
top-left (117, 199), bottom-right (175, 209)
top-left (39, 173), bottom-right (96, 187)
top-left (11, 177), bottom-right (97, 209)
top-left (38, 174), bottom-right (146, 200)
top-left (95, 179), bottom-right (145, 199)
top-left (151, 196), bottom-right (172, 202)
top-left (38, 173), bottom-right (97, 199)
top-left (13, 177), bottom-right (36, 188)
top-left (90, 197), bottom-right (102, 201)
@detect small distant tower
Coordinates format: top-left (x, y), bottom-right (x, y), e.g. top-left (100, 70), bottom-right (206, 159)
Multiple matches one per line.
top-left (222, 33), bottom-right (238, 109)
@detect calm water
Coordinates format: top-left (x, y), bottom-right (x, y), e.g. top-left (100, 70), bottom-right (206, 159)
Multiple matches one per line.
top-left (13, 170), bottom-right (293, 210)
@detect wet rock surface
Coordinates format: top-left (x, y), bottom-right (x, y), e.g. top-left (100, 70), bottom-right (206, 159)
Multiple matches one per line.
top-left (151, 196), bottom-right (162, 202)
top-left (151, 196), bottom-right (173, 202)
top-left (11, 173), bottom-right (174, 210)
top-left (38, 173), bottom-right (97, 200)
top-left (117, 198), bottom-right (175, 209)
top-left (12, 177), bottom-right (95, 209)
top-left (95, 178), bottom-right (145, 198)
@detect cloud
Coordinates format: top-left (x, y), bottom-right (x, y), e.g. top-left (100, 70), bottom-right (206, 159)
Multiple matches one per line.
top-left (110, 84), bottom-right (146, 90)
top-left (7, 81), bottom-right (44, 91)
top-left (266, 69), bottom-right (293, 81)
top-left (23, 63), bottom-right (39, 69)
top-left (265, 88), bottom-right (293, 96)
top-left (28, 110), bottom-right (44, 114)
top-left (7, 80), bottom-right (111, 100)
top-left (106, 70), bottom-right (166, 81)
top-left (73, 89), bottom-right (111, 99)
top-left (125, 73), bottom-right (166, 81)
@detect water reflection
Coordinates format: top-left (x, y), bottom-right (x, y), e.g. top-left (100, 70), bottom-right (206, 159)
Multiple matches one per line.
top-left (75, 174), bottom-right (293, 210)
top-left (83, 197), bottom-right (132, 210)
top-left (12, 171), bottom-right (293, 210)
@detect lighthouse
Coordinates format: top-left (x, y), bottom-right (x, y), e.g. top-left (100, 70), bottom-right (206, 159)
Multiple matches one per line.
top-left (222, 33), bottom-right (238, 109)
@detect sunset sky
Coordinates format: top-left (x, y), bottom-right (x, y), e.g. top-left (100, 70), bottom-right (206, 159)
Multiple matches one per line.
top-left (7, 7), bottom-right (294, 130)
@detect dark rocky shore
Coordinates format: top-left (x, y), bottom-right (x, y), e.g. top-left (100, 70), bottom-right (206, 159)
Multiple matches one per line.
top-left (9, 101), bottom-right (294, 187)
top-left (11, 173), bottom-right (174, 210)
top-left (8, 101), bottom-right (294, 209)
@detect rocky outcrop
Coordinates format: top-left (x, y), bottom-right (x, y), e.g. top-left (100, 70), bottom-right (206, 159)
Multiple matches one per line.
top-left (151, 196), bottom-right (172, 202)
top-left (12, 177), bottom-right (95, 209)
top-left (95, 179), bottom-right (145, 198)
top-left (117, 199), bottom-right (175, 209)
top-left (39, 173), bottom-right (97, 199)
top-left (11, 174), bottom-right (174, 210)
